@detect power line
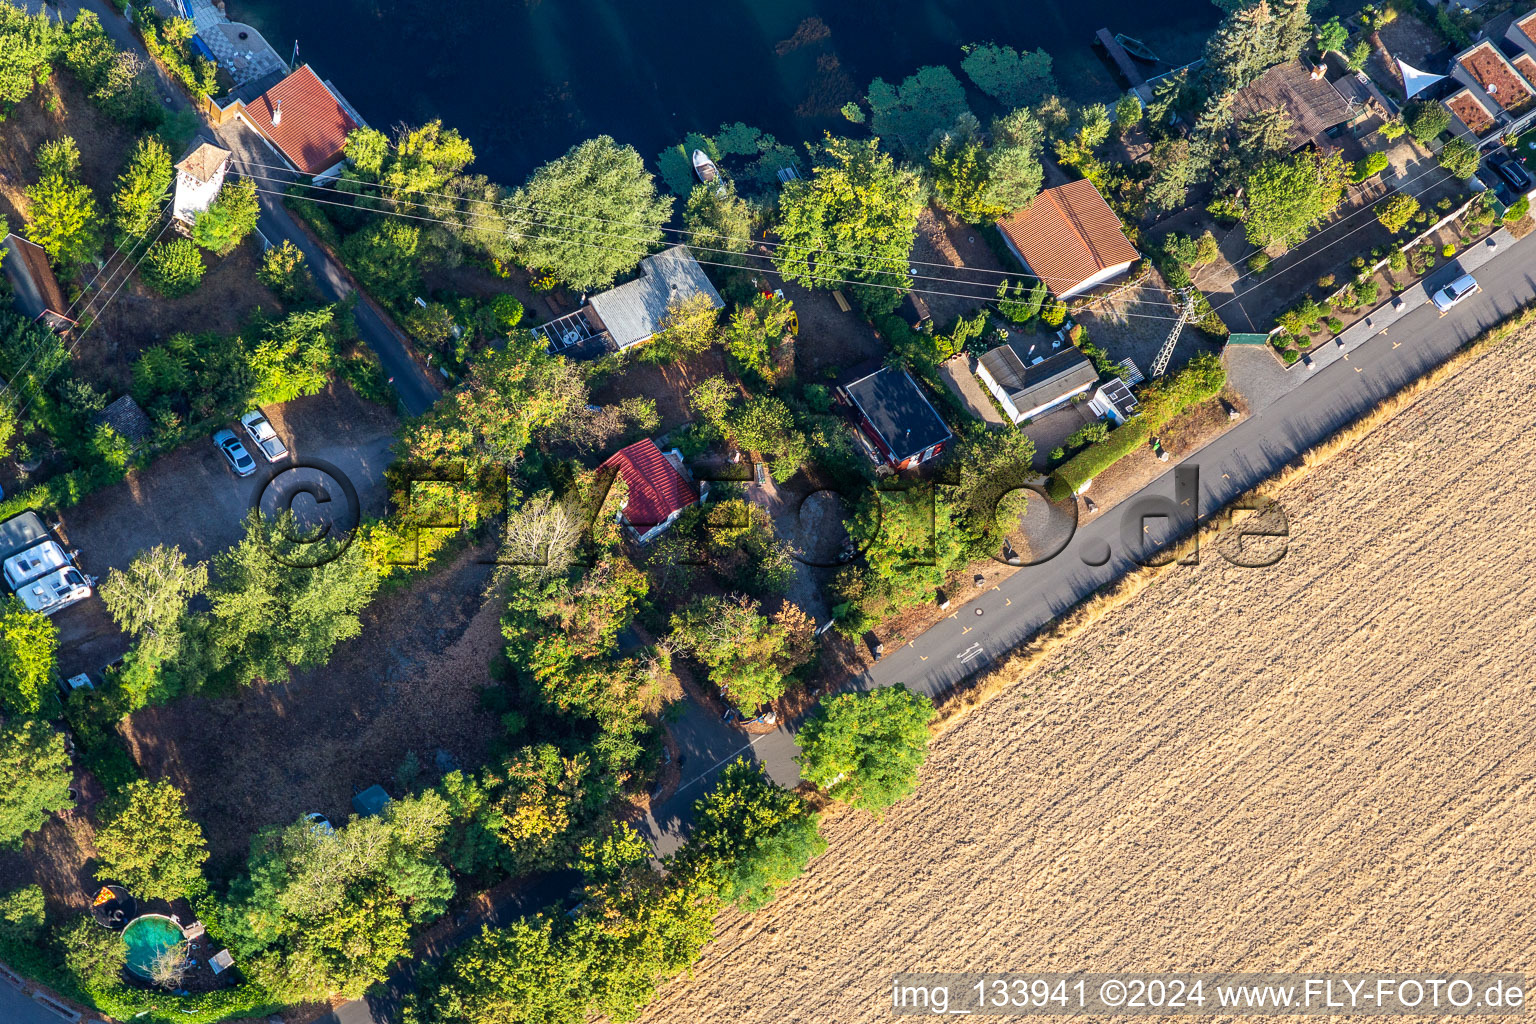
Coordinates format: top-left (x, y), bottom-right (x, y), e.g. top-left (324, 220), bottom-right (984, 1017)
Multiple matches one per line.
top-left (240, 181), bottom-right (1190, 321)
top-left (230, 154), bottom-right (1184, 301)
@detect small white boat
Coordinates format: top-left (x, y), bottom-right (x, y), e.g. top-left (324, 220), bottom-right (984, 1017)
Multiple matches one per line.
top-left (692, 149), bottom-right (721, 185)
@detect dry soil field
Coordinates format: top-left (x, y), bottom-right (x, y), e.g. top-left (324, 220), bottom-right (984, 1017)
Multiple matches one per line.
top-left (643, 328), bottom-right (1536, 1022)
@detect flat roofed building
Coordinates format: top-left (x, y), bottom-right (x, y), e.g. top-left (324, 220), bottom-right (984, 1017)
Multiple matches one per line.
top-left (1088, 376), bottom-right (1140, 425)
top-left (1452, 40), bottom-right (1536, 118)
top-left (1445, 87), bottom-right (1500, 136)
top-left (838, 366), bottom-right (953, 470)
top-left (995, 180), bottom-right (1139, 300)
top-left (976, 345), bottom-right (1098, 425)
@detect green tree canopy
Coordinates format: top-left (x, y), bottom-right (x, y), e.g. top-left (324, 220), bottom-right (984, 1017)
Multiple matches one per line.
top-left (0, 720), bottom-right (74, 849)
top-left (960, 42), bottom-right (1056, 108)
top-left (0, 597), bottom-right (57, 716)
top-left (1241, 150), bottom-right (1347, 250)
top-left (866, 65), bottom-right (971, 159)
top-left (669, 595), bottom-right (814, 712)
top-left (25, 168), bottom-right (101, 268)
top-left (344, 119), bottom-right (475, 207)
top-left (0, 5), bottom-right (63, 106)
top-left (94, 780), bottom-right (209, 902)
top-left (141, 238), bottom-right (206, 298)
top-left (190, 176), bottom-right (260, 255)
top-left (111, 135), bottom-right (173, 244)
top-left (683, 759), bottom-right (825, 911)
top-left (796, 684), bottom-right (935, 814)
top-left (508, 136), bottom-right (673, 291)
top-left (100, 544), bottom-right (208, 643)
top-left (683, 181), bottom-right (754, 266)
top-left (772, 135), bottom-right (925, 315)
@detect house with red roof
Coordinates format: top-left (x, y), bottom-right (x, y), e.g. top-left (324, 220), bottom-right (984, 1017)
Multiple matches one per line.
top-left (995, 180), bottom-right (1140, 300)
top-left (213, 65), bottom-right (365, 182)
top-left (600, 439), bottom-right (703, 543)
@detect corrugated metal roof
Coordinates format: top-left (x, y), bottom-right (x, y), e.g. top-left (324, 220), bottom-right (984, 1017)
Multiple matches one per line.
top-left (996, 180), bottom-right (1139, 298)
top-left (247, 65), bottom-right (357, 175)
top-left (600, 439), bottom-right (698, 529)
top-left (978, 345), bottom-right (1098, 415)
top-left (587, 245), bottom-right (723, 349)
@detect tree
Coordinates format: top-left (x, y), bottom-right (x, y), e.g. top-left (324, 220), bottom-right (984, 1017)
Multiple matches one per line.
top-left (1242, 150), bottom-right (1348, 249)
top-left (0, 6), bottom-right (62, 106)
top-left (0, 597), bottom-right (57, 716)
top-left (1352, 151), bottom-right (1390, 182)
top-left (669, 595), bottom-right (814, 711)
top-left (25, 170), bottom-right (101, 268)
top-left (344, 119), bottom-right (475, 208)
top-left (1204, 0), bottom-right (1289, 93)
top-left (1405, 100), bottom-right (1451, 143)
top-left (1114, 93), bottom-right (1144, 134)
top-left (0, 720), bottom-right (73, 849)
top-left (773, 135), bottom-right (924, 315)
top-left (509, 136), bottom-right (672, 291)
top-left (1437, 137), bottom-right (1479, 179)
top-left (111, 136), bottom-right (172, 243)
top-left (100, 545), bottom-right (208, 643)
top-left (94, 780), bottom-right (209, 902)
top-left (248, 306), bottom-right (339, 405)
top-left (866, 66), bottom-right (971, 159)
top-left (1317, 15), bottom-right (1348, 53)
top-left (190, 177), bottom-right (260, 255)
top-left (257, 238), bottom-right (310, 299)
top-left (0, 885), bottom-right (46, 943)
top-left (340, 218), bottom-right (422, 306)
top-left (141, 238), bottom-right (205, 298)
top-left (1346, 39), bottom-right (1372, 71)
top-left (58, 915), bottom-right (128, 990)
top-left (1147, 138), bottom-right (1199, 212)
top-left (724, 292), bottom-right (795, 381)
top-left (1375, 193), bottom-right (1420, 232)
top-left (960, 42), bottom-right (1055, 108)
top-left (683, 182), bottom-right (753, 266)
top-left (930, 132), bottom-right (1003, 223)
top-left (1236, 106), bottom-right (1295, 161)
top-left (642, 291), bottom-right (721, 363)
top-left (36, 137), bottom-right (81, 179)
top-left (796, 684), bottom-right (935, 814)
top-left (986, 108), bottom-right (1046, 213)
top-left (684, 759), bottom-right (825, 911)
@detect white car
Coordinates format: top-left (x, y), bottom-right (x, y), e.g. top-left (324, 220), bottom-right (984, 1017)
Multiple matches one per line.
top-left (214, 429), bottom-right (257, 477)
top-left (1431, 274), bottom-right (1480, 315)
top-left (240, 411), bottom-right (289, 462)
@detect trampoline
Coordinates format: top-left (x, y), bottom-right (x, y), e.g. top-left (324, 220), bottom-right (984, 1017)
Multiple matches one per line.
top-left (121, 914), bottom-right (186, 980)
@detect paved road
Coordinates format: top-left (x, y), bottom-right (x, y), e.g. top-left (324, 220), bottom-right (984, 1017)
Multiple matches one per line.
top-left (640, 227), bottom-right (1536, 854)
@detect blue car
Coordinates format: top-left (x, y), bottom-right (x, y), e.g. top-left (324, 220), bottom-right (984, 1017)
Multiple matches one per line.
top-left (214, 428), bottom-right (256, 477)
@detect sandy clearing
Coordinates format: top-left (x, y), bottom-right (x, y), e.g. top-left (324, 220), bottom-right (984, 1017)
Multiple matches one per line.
top-left (642, 327), bottom-right (1536, 1023)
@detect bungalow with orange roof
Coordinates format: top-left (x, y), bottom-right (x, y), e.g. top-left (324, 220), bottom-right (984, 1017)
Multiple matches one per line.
top-left (995, 180), bottom-right (1139, 300)
top-left (210, 65), bottom-right (366, 182)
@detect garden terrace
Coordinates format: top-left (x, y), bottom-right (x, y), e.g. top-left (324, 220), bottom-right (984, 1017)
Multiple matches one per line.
top-left (1446, 88), bottom-right (1499, 136)
top-left (1454, 41), bottom-right (1536, 116)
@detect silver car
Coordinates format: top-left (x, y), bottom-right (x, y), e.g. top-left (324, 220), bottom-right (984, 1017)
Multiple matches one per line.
top-left (214, 429), bottom-right (257, 477)
top-left (1431, 273), bottom-right (1480, 316)
top-left (240, 410), bottom-right (289, 462)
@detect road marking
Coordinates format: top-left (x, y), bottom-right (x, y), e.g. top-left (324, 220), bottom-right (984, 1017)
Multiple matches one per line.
top-left (919, 655), bottom-right (928, 661)
top-left (961, 625), bottom-right (972, 634)
top-left (947, 612), bottom-right (958, 620)
top-left (957, 643), bottom-right (987, 665)
top-left (1393, 341), bottom-right (1402, 349)
top-left (1004, 598), bottom-right (1011, 606)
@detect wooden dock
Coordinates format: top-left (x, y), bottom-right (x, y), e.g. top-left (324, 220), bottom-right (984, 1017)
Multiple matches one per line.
top-left (1095, 28), bottom-right (1148, 90)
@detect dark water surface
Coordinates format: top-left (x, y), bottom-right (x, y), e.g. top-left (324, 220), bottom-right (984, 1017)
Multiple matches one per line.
top-left (227, 0), bottom-right (1219, 184)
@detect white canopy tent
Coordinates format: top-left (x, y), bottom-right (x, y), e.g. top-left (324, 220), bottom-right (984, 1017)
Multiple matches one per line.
top-left (1398, 59), bottom-right (1447, 99)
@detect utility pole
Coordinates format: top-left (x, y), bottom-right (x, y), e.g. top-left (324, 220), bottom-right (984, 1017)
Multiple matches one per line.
top-left (1151, 288), bottom-right (1199, 378)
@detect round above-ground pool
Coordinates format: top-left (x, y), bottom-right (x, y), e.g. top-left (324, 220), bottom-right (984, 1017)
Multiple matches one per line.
top-left (121, 914), bottom-right (185, 979)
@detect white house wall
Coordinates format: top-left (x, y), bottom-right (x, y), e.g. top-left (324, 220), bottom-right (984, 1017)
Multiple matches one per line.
top-left (173, 163), bottom-right (228, 225)
top-left (974, 364), bottom-right (1025, 424)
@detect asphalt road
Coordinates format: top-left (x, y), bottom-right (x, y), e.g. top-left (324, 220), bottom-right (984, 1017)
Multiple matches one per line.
top-left (641, 227), bottom-right (1536, 854)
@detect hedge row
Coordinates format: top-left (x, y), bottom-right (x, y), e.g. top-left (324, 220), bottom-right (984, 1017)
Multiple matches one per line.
top-left (1047, 353), bottom-right (1227, 500)
top-left (0, 461), bottom-right (128, 523)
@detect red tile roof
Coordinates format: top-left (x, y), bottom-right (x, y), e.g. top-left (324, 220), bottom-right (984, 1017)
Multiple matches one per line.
top-left (995, 180), bottom-right (1139, 297)
top-left (1446, 88), bottom-right (1497, 135)
top-left (600, 439), bottom-right (697, 531)
top-left (1457, 42), bottom-right (1535, 113)
top-left (246, 65), bottom-right (356, 175)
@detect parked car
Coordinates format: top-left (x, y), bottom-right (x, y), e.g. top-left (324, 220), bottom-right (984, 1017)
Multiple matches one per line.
top-left (213, 429), bottom-right (256, 477)
top-left (240, 410), bottom-right (289, 462)
top-left (1431, 273), bottom-right (1480, 315)
top-left (1489, 151), bottom-right (1533, 193)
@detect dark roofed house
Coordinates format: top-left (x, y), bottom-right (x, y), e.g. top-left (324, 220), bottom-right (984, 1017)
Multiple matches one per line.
top-left (2, 234), bottom-right (75, 332)
top-left (995, 180), bottom-right (1139, 300)
top-left (838, 367), bottom-right (952, 471)
top-left (975, 346), bottom-right (1098, 425)
top-left (1228, 58), bottom-right (1354, 151)
top-left (600, 439), bottom-right (702, 543)
top-left (1088, 376), bottom-right (1141, 425)
top-left (240, 65), bottom-right (361, 180)
top-left (97, 396), bottom-right (154, 452)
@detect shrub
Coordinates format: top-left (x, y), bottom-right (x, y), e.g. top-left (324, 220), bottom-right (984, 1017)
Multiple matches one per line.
top-left (140, 238), bottom-right (205, 297)
top-left (1317, 273), bottom-right (1335, 288)
top-left (256, 239), bottom-right (308, 299)
top-left (1277, 297), bottom-right (1326, 334)
top-left (1379, 118), bottom-right (1407, 141)
top-left (1247, 252), bottom-right (1271, 274)
top-left (1387, 246), bottom-right (1407, 273)
top-left (1375, 194), bottom-right (1420, 233)
top-left (1065, 421), bottom-right (1109, 448)
top-left (1049, 446), bottom-right (1065, 461)
top-left (1352, 151), bottom-right (1389, 182)
top-left (1324, 316), bottom-right (1344, 333)
top-left (1504, 195), bottom-right (1530, 223)
top-left (1437, 137), bottom-right (1479, 179)
top-left (1405, 100), bottom-right (1450, 143)
top-left (1442, 242), bottom-right (1456, 258)
top-left (1040, 298), bottom-right (1068, 327)
top-left (1355, 277), bottom-right (1380, 305)
top-left (1281, 348), bottom-right (1300, 364)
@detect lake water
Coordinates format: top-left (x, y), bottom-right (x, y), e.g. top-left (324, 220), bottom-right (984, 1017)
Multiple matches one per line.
top-left (226, 0), bottom-right (1220, 185)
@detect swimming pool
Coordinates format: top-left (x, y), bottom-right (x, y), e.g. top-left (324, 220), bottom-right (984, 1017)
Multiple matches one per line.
top-left (121, 914), bottom-right (185, 980)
